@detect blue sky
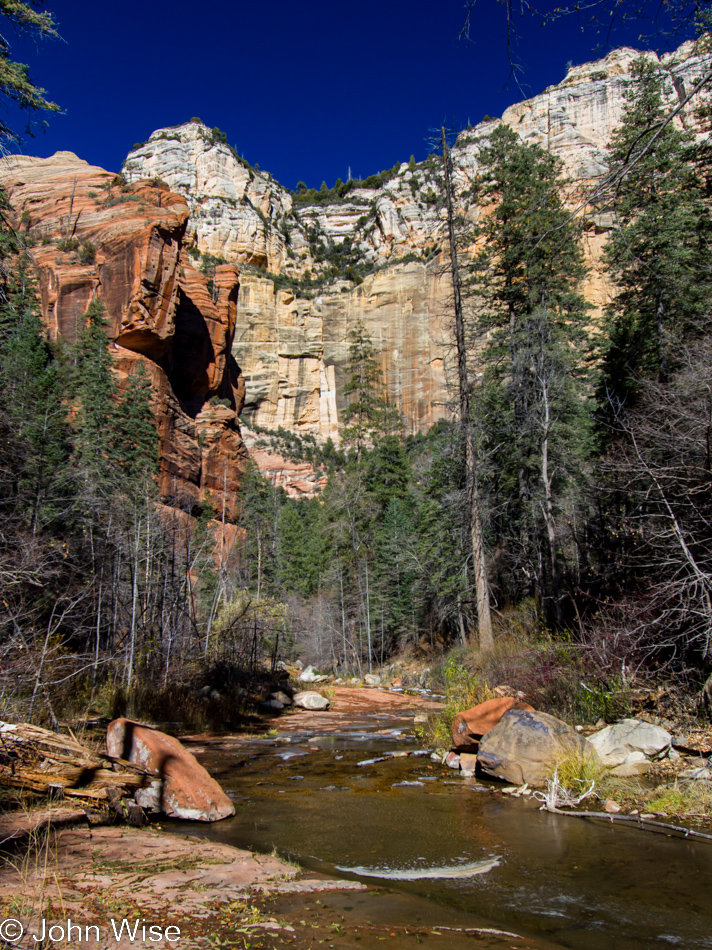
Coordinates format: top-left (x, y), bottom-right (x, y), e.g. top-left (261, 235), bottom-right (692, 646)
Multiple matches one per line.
top-left (8, 0), bottom-right (692, 191)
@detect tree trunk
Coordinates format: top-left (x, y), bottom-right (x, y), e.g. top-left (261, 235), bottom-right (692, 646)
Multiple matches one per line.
top-left (441, 127), bottom-right (493, 650)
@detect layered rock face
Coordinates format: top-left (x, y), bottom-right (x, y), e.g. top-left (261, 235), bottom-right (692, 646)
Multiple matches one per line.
top-left (0, 152), bottom-right (248, 517)
top-left (122, 41), bottom-right (710, 449)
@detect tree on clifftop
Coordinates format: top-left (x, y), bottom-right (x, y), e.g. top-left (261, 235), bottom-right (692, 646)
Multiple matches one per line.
top-left (0, 1), bottom-right (59, 147)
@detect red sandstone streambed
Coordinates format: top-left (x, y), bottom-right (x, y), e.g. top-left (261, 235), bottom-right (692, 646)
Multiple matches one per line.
top-left (4, 687), bottom-right (712, 948)
top-left (176, 686), bottom-right (712, 950)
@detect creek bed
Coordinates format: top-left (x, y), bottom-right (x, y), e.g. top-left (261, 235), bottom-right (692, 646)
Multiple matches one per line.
top-left (167, 698), bottom-right (712, 949)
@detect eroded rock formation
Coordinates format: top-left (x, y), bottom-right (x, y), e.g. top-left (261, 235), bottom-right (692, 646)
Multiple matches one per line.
top-left (5, 40), bottom-right (708, 504)
top-left (122, 41), bottom-right (711, 453)
top-left (0, 152), bottom-right (248, 518)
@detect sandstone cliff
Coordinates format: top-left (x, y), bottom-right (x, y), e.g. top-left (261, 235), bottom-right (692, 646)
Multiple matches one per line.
top-left (121, 42), bottom-right (710, 452)
top-left (0, 152), bottom-right (248, 517)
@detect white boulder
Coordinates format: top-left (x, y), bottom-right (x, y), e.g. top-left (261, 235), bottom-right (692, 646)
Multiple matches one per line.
top-left (293, 691), bottom-right (330, 710)
top-left (610, 751), bottom-right (652, 776)
top-left (589, 719), bottom-right (671, 766)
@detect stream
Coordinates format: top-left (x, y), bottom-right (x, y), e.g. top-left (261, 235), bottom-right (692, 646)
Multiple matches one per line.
top-left (168, 692), bottom-right (712, 949)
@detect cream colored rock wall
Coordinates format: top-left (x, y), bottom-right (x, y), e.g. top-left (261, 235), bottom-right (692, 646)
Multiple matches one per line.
top-left (233, 260), bottom-right (452, 441)
top-left (123, 40), bottom-right (711, 448)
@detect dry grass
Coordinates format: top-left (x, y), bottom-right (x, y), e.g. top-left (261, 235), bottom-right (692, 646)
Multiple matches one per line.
top-left (552, 744), bottom-right (608, 793)
top-left (0, 803), bottom-right (66, 945)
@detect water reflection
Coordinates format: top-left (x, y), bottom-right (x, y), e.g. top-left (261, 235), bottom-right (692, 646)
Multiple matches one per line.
top-left (175, 712), bottom-right (712, 949)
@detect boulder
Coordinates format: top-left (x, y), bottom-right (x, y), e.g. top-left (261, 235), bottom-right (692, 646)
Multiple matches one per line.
top-left (299, 665), bottom-right (319, 683)
top-left (271, 690), bottom-right (292, 705)
top-left (678, 766), bottom-right (712, 781)
top-left (459, 752), bottom-right (478, 772)
top-left (259, 699), bottom-right (284, 712)
top-left (364, 673), bottom-right (381, 686)
top-left (451, 697), bottom-right (535, 751)
top-left (106, 719), bottom-right (234, 822)
top-left (588, 719), bottom-right (672, 767)
top-left (292, 691), bottom-right (330, 710)
top-left (391, 677), bottom-right (403, 687)
top-left (610, 751), bottom-right (652, 777)
top-left (477, 709), bottom-right (594, 787)
top-left (445, 752), bottom-right (461, 769)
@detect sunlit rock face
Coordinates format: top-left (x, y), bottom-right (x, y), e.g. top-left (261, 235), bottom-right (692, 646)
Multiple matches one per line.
top-left (121, 41), bottom-right (709, 454)
top-left (0, 152), bottom-right (248, 518)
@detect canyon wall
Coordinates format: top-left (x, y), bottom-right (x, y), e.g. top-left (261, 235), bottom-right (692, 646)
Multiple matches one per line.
top-left (2, 39), bottom-right (706, 509)
top-left (0, 152), bottom-right (248, 517)
top-left (122, 41), bottom-right (711, 454)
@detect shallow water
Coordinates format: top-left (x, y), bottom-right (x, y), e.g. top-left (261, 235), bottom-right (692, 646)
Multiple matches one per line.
top-left (172, 705), bottom-right (712, 949)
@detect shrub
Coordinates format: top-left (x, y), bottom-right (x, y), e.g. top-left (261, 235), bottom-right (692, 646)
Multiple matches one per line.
top-left (422, 656), bottom-right (493, 749)
top-left (78, 241), bottom-right (96, 265)
top-left (56, 237), bottom-right (79, 252)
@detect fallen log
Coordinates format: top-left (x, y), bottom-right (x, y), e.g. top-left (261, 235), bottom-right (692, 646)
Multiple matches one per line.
top-left (0, 721), bottom-right (149, 810)
top-left (542, 805), bottom-right (712, 841)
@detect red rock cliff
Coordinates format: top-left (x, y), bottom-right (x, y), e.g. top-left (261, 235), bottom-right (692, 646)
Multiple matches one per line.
top-left (0, 151), bottom-right (247, 518)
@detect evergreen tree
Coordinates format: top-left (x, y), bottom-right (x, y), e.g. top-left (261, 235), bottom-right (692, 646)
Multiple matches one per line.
top-left (277, 498), bottom-right (330, 598)
top-left (0, 255), bottom-right (68, 530)
top-left (599, 58), bottom-right (712, 410)
top-left (470, 124), bottom-right (592, 622)
top-left (113, 361), bottom-right (159, 487)
top-left (70, 298), bottom-right (118, 495)
top-left (342, 321), bottom-right (399, 457)
top-left (237, 462), bottom-right (286, 598)
top-left (0, 1), bottom-right (59, 148)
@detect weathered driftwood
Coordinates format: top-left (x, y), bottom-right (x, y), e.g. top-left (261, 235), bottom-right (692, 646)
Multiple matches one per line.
top-left (0, 721), bottom-right (150, 809)
top-left (542, 805), bottom-right (712, 841)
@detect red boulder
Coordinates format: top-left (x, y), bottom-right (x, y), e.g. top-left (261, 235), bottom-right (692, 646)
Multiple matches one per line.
top-left (107, 718), bottom-right (234, 822)
top-left (451, 697), bottom-right (535, 751)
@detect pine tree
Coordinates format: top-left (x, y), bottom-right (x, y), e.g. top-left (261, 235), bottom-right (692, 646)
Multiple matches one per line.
top-left (0, 255), bottom-right (68, 530)
top-left (599, 57), bottom-right (712, 410)
top-left (470, 124), bottom-right (592, 622)
top-left (113, 361), bottom-right (159, 487)
top-left (342, 321), bottom-right (399, 458)
top-left (70, 298), bottom-right (118, 496)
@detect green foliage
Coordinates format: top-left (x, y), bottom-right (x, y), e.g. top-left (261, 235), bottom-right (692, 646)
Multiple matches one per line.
top-left (550, 744), bottom-right (607, 793)
top-left (0, 0), bottom-right (60, 146)
top-left (423, 658), bottom-right (492, 749)
top-left (78, 241), bottom-right (96, 265)
top-left (290, 160), bottom-right (402, 208)
top-left (342, 321), bottom-right (400, 454)
top-left (0, 254), bottom-right (69, 531)
top-left (644, 781), bottom-right (712, 819)
top-left (250, 423), bottom-right (346, 470)
top-left (468, 123), bottom-right (593, 620)
top-left (599, 58), bottom-right (712, 411)
top-left (113, 362), bottom-right (159, 486)
top-left (69, 299), bottom-right (119, 494)
top-left (56, 237), bottom-right (79, 252)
